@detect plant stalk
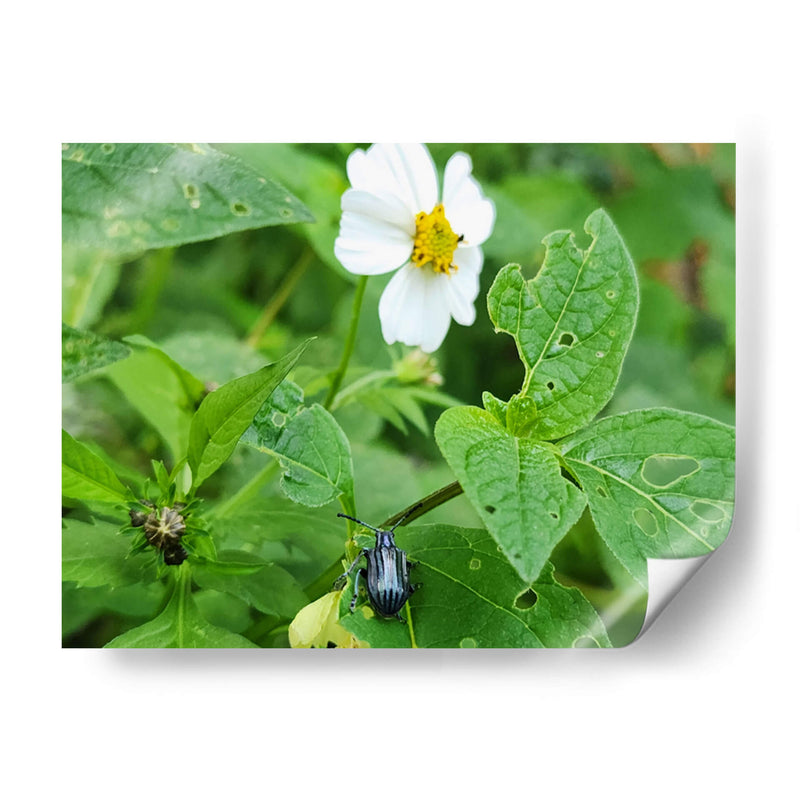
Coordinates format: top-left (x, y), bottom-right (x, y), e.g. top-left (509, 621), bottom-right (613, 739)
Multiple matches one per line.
top-left (246, 247), bottom-right (314, 348)
top-left (381, 481), bottom-right (464, 528)
top-left (324, 275), bottom-right (368, 409)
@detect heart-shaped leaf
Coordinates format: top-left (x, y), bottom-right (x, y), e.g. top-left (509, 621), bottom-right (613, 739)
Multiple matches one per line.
top-left (487, 208), bottom-right (638, 439)
top-left (339, 525), bottom-right (610, 648)
top-left (435, 404), bottom-right (586, 583)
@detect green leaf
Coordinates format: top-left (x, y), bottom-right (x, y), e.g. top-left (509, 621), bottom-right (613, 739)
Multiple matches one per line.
top-left (62, 323), bottom-right (131, 383)
top-left (193, 552), bottom-right (308, 618)
top-left (62, 143), bottom-right (314, 254)
top-left (241, 379), bottom-right (354, 509)
top-left (62, 429), bottom-right (131, 504)
top-left (340, 525), bottom-right (610, 648)
top-left (209, 497), bottom-right (345, 588)
top-left (486, 208), bottom-right (638, 439)
top-left (105, 336), bottom-right (206, 462)
top-left (105, 571), bottom-right (258, 648)
top-left (191, 552), bottom-right (269, 576)
top-left (434, 406), bottom-right (586, 583)
top-left (188, 341), bottom-right (310, 490)
top-left (481, 391), bottom-right (538, 437)
top-left (561, 408), bottom-right (735, 589)
top-left (62, 582), bottom-right (165, 639)
top-left (62, 516), bottom-right (155, 588)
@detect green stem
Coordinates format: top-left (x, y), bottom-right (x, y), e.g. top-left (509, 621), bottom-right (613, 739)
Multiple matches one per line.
top-left (381, 481), bottom-right (464, 528)
top-left (520, 365), bottom-right (534, 397)
top-left (209, 461), bottom-right (279, 520)
top-left (324, 276), bottom-right (368, 410)
top-left (246, 247), bottom-right (314, 348)
top-left (175, 561), bottom-right (192, 648)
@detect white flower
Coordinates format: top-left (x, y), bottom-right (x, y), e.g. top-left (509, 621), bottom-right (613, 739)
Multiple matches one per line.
top-left (334, 143), bottom-right (496, 353)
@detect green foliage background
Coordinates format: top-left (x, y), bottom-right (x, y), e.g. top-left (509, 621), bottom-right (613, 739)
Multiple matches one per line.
top-left (62, 143), bottom-right (734, 647)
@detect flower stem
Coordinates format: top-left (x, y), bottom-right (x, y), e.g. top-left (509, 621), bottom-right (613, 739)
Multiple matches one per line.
top-left (175, 561), bottom-right (192, 648)
top-left (324, 275), bottom-right (368, 410)
top-left (246, 247), bottom-right (314, 348)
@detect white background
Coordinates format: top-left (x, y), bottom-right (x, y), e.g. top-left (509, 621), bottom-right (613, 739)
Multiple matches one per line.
top-left (4, 2), bottom-right (797, 797)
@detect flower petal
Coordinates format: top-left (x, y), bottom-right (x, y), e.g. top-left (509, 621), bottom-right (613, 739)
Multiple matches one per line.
top-left (334, 209), bottom-right (413, 275)
top-left (452, 244), bottom-right (484, 275)
top-left (379, 264), bottom-right (452, 353)
top-left (341, 188), bottom-right (416, 234)
top-left (445, 246), bottom-right (484, 325)
top-left (347, 143), bottom-right (438, 218)
top-left (442, 152), bottom-right (496, 246)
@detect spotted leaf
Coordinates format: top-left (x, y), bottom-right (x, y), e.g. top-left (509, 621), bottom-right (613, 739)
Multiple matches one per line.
top-left (62, 143), bottom-right (314, 254)
top-left (561, 408), bottom-right (735, 589)
top-left (486, 208), bottom-right (638, 440)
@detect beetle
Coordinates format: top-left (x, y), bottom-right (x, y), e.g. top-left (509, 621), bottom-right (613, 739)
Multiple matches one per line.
top-left (335, 504), bottom-right (423, 622)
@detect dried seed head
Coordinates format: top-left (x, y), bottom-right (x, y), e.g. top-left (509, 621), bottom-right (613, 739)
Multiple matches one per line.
top-left (124, 501), bottom-right (193, 565)
top-left (143, 506), bottom-right (187, 550)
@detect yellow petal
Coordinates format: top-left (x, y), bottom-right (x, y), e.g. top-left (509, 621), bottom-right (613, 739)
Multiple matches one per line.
top-left (288, 591), bottom-right (368, 649)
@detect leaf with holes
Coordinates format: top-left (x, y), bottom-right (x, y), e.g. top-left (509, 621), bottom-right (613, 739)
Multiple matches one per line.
top-left (487, 208), bottom-right (638, 440)
top-left (188, 341), bottom-right (310, 490)
top-left (62, 323), bottom-right (131, 383)
top-left (62, 143), bottom-right (314, 254)
top-left (338, 525), bottom-right (611, 648)
top-left (561, 408), bottom-right (735, 589)
top-left (434, 406), bottom-right (586, 583)
top-left (240, 380), bottom-right (355, 511)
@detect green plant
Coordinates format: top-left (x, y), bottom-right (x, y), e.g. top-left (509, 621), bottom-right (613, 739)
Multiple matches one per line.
top-left (62, 143), bottom-right (735, 648)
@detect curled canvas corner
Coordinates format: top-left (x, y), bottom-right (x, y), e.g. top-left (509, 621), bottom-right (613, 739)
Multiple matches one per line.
top-left (634, 554), bottom-right (713, 641)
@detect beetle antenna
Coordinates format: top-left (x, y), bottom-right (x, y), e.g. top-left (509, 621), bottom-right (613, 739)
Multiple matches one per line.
top-left (337, 513), bottom-right (382, 533)
top-left (389, 502), bottom-right (424, 532)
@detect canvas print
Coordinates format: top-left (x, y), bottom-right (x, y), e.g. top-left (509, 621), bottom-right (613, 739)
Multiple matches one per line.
top-left (62, 143), bottom-right (735, 648)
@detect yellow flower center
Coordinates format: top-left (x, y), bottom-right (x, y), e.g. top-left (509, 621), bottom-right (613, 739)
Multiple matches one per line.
top-left (411, 204), bottom-right (462, 276)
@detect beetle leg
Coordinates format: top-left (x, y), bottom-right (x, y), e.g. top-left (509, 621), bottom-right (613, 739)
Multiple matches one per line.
top-left (408, 560), bottom-right (419, 570)
top-left (333, 549), bottom-right (367, 589)
top-left (349, 568), bottom-right (367, 612)
top-left (409, 582), bottom-right (423, 595)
